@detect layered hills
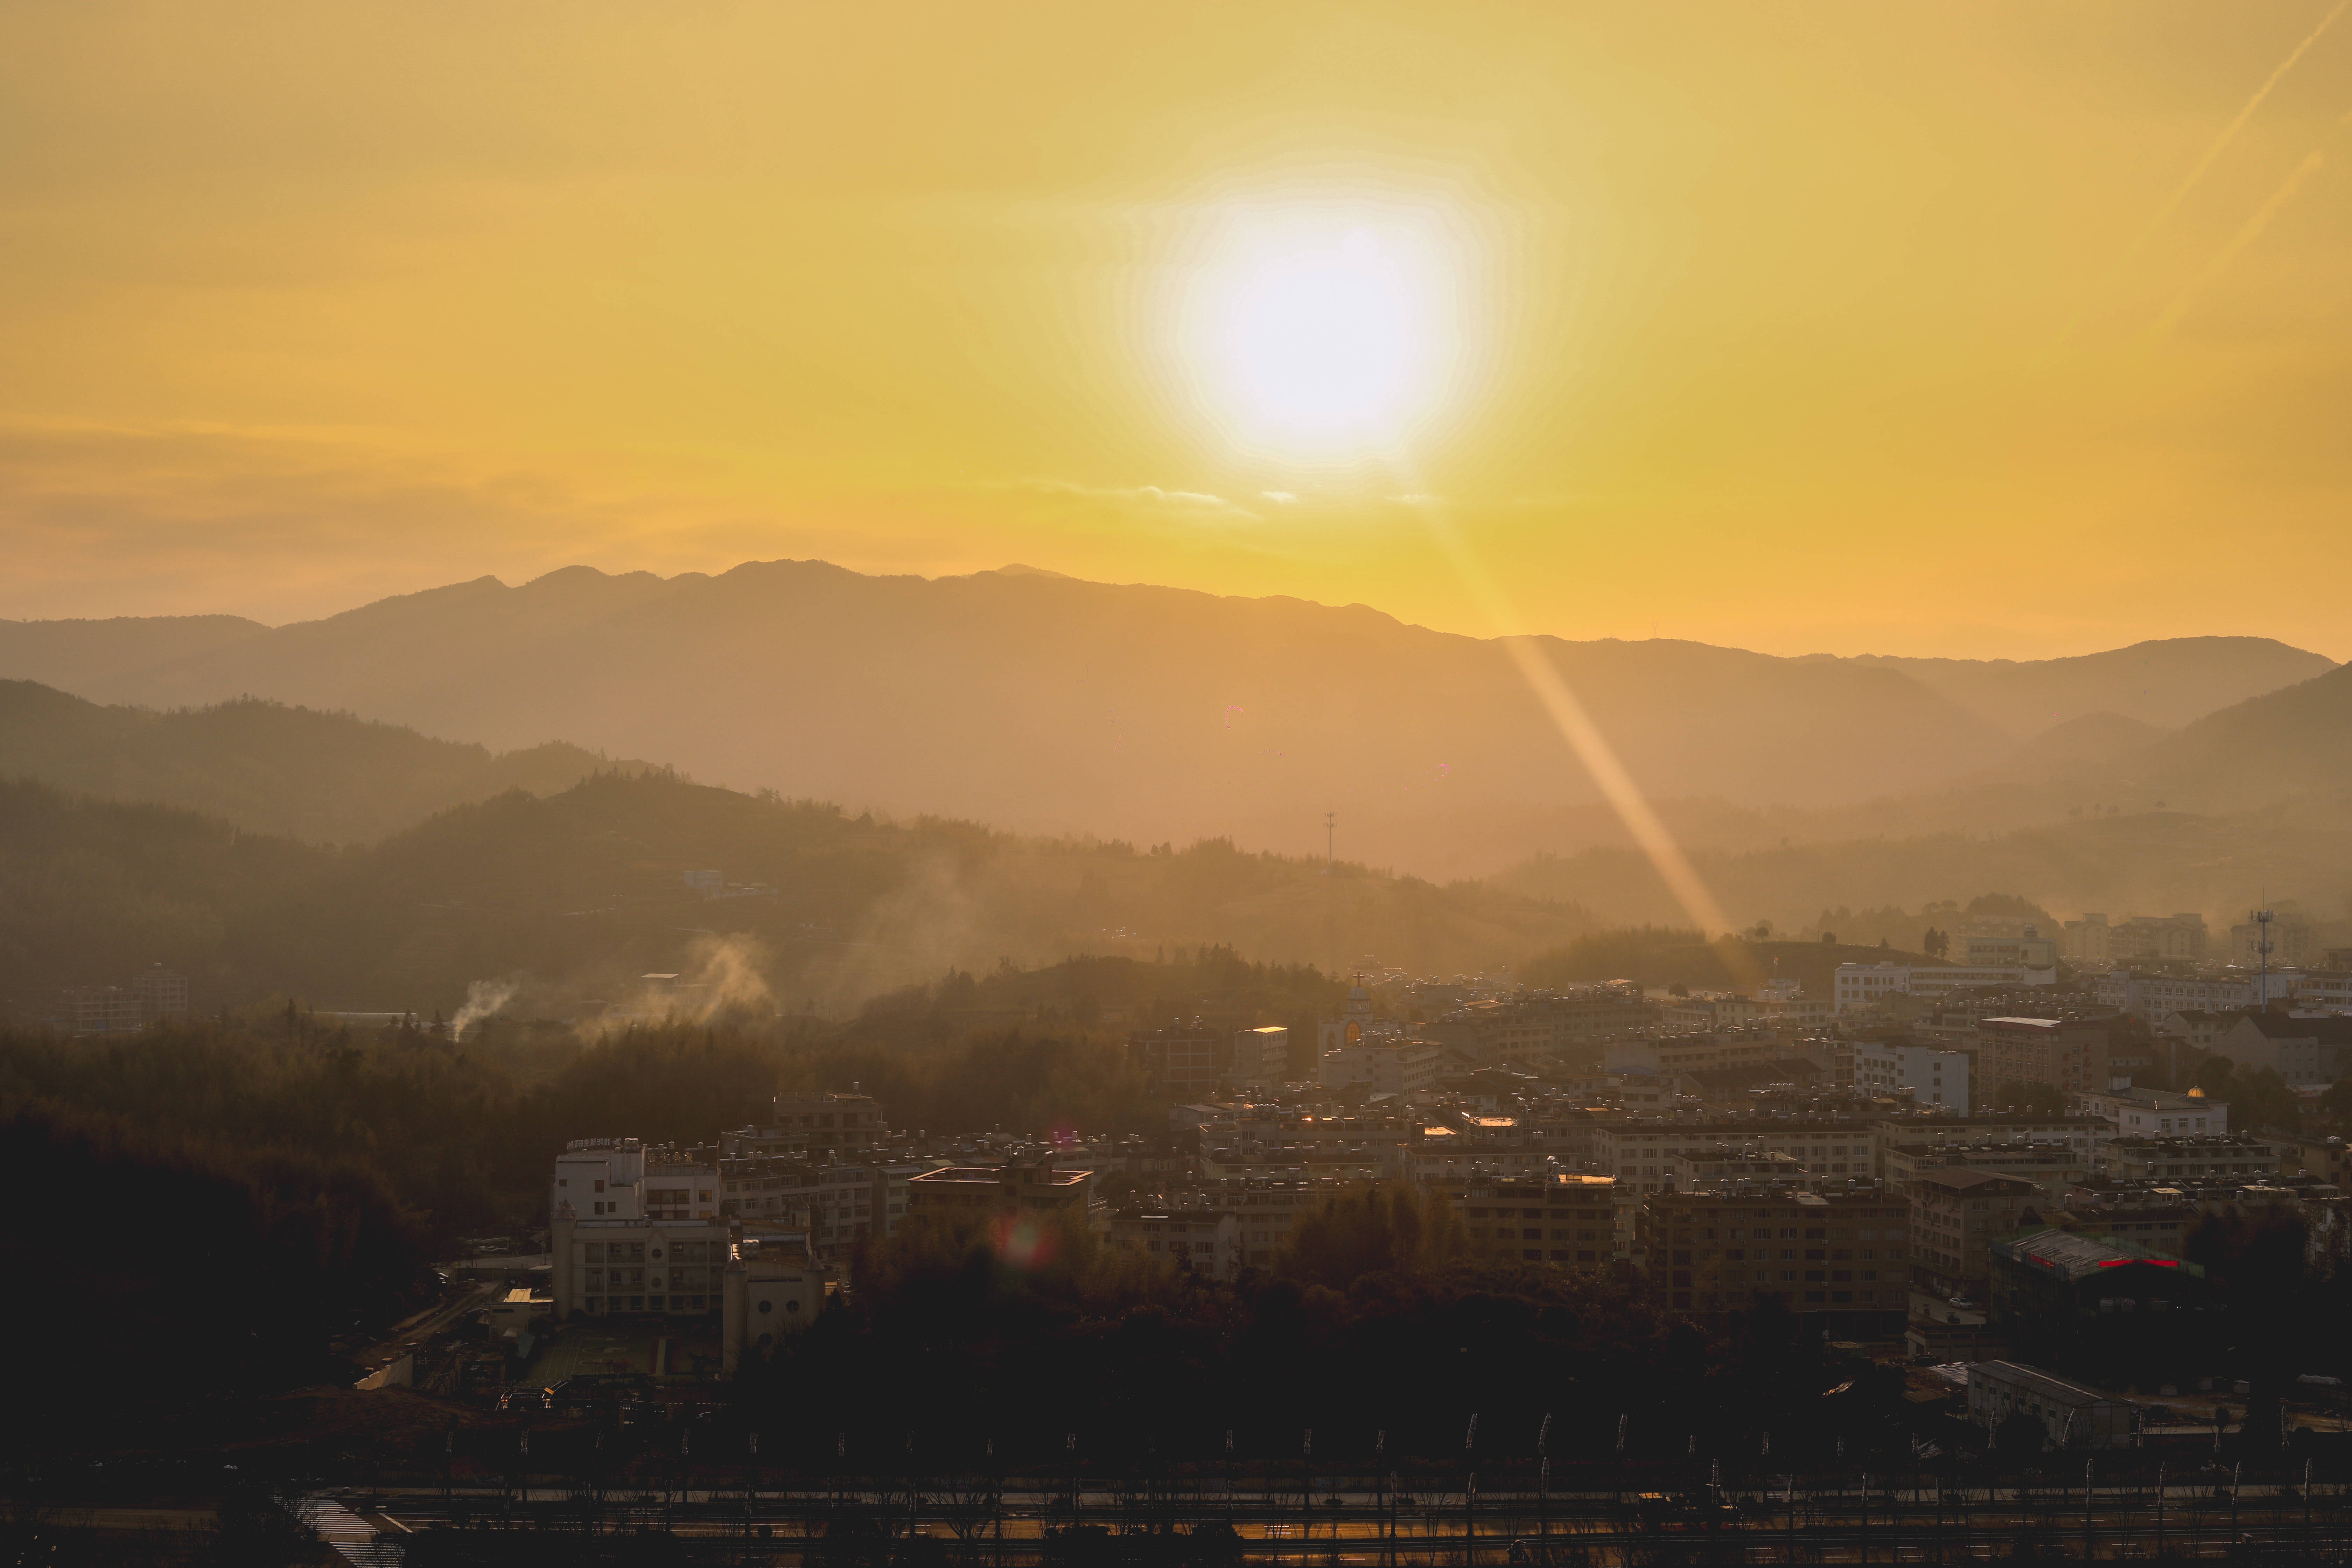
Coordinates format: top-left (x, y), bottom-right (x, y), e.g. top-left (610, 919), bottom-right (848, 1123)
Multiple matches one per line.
top-left (0, 769), bottom-right (1594, 1021)
top-left (0, 562), bottom-right (2331, 876)
top-left (0, 679), bottom-right (646, 844)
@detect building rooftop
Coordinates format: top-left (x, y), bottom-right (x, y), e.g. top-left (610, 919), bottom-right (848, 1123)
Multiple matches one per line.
top-left (1992, 1228), bottom-right (2204, 1284)
top-left (1971, 1361), bottom-right (2120, 1409)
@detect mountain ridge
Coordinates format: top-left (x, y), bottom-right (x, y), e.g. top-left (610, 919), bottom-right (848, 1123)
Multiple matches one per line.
top-left (0, 560), bottom-right (2332, 879)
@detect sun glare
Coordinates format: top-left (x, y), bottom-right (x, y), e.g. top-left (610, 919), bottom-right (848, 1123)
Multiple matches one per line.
top-left (1168, 197), bottom-right (1473, 467)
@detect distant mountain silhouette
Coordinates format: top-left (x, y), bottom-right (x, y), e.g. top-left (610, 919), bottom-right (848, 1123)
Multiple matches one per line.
top-left (2137, 659), bottom-right (2352, 806)
top-left (0, 562), bottom-right (2330, 876)
top-left (1832, 638), bottom-right (2333, 735)
top-left (0, 679), bottom-right (643, 844)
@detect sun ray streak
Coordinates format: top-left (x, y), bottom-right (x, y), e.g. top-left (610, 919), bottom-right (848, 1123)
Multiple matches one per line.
top-left (1387, 479), bottom-right (1750, 976)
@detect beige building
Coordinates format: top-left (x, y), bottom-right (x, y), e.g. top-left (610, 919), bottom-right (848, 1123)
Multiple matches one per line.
top-left (1317, 1039), bottom-right (1440, 1096)
top-left (1978, 1016), bottom-right (2111, 1098)
top-left (1595, 1119), bottom-right (1879, 1195)
top-left (1909, 1170), bottom-right (2040, 1297)
top-left (905, 1153), bottom-right (1107, 1231)
top-left (1106, 1209), bottom-right (1242, 1279)
top-left (1968, 1361), bottom-right (2136, 1451)
top-left (549, 1209), bottom-right (735, 1319)
top-left (1457, 1174), bottom-right (1619, 1268)
top-left (2098, 1135), bottom-right (2281, 1184)
top-left (1229, 1025), bottom-right (1290, 1084)
top-left (1634, 1187), bottom-right (1909, 1332)
top-left (2070, 1087), bottom-right (2226, 1138)
top-left (1882, 1138), bottom-right (2087, 1205)
top-left (1192, 1177), bottom-right (1348, 1268)
top-left (721, 1233), bottom-right (833, 1374)
top-left (722, 1091), bottom-right (889, 1158)
top-left (552, 1139), bottom-right (721, 1223)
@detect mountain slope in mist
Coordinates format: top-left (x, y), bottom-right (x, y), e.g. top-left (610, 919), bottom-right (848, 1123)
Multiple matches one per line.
top-left (0, 679), bottom-right (644, 844)
top-left (0, 771), bottom-right (1592, 1020)
top-left (1, 562), bottom-right (2327, 877)
top-left (1837, 638), bottom-right (2334, 736)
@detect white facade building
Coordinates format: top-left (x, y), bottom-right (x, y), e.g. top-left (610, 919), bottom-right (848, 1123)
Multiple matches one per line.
top-left (1834, 962), bottom-right (2053, 1014)
top-left (2070, 1087), bottom-right (2227, 1138)
top-left (1852, 1041), bottom-right (1970, 1111)
top-left (1317, 1040), bottom-right (1441, 1096)
top-left (1230, 1024), bottom-right (1290, 1084)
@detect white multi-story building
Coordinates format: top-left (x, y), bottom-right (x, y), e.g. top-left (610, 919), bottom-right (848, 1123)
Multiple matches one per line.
top-left (1851, 1041), bottom-right (1970, 1112)
top-left (1105, 1208), bottom-right (1242, 1280)
top-left (1317, 1039), bottom-right (1441, 1096)
top-left (2092, 969), bottom-right (2282, 1018)
top-left (552, 1139), bottom-right (722, 1223)
top-left (2070, 1087), bottom-right (2227, 1138)
top-left (1834, 962), bottom-right (2051, 1014)
top-left (1230, 1025), bottom-right (1290, 1084)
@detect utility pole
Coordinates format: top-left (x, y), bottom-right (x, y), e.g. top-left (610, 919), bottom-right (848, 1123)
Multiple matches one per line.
top-left (2253, 905), bottom-right (2275, 1010)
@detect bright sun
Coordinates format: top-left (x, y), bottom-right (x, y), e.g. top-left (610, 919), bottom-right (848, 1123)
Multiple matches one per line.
top-left (1171, 200), bottom-right (1469, 465)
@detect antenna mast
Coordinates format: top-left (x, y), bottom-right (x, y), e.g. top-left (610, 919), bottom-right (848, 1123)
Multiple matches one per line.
top-left (1323, 811), bottom-right (1335, 876)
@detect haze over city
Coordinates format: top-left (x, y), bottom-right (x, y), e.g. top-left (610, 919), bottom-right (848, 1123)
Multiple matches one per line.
top-left (6, 4), bottom-right (2352, 1562)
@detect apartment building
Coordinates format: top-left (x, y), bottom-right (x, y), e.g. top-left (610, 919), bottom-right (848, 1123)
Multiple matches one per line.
top-left (1977, 1016), bottom-right (2112, 1098)
top-left (2063, 912), bottom-right (2207, 964)
top-left (1852, 1041), bottom-right (1970, 1111)
top-left (1634, 1186), bottom-right (1909, 1334)
top-left (1317, 1039), bottom-right (1441, 1096)
top-left (1834, 963), bottom-right (2052, 1015)
top-left (906, 1152), bottom-right (1107, 1231)
top-left (1882, 1139), bottom-right (2087, 1206)
top-left (2097, 1135), bottom-right (2281, 1184)
top-left (2070, 1087), bottom-right (2227, 1138)
top-left (552, 1138), bottom-right (720, 1222)
top-left (721, 1091), bottom-right (890, 1158)
top-left (1456, 1174), bottom-right (1619, 1268)
top-left (1191, 1177), bottom-right (1347, 1267)
top-left (2215, 1013), bottom-right (2352, 1087)
top-left (1229, 1025), bottom-right (1290, 1084)
top-left (1106, 1209), bottom-right (1242, 1280)
top-left (1595, 1119), bottom-right (1880, 1194)
top-left (1128, 1021), bottom-right (1222, 1098)
top-left (1909, 1170), bottom-right (2040, 1297)
top-left (2092, 971), bottom-right (2253, 1020)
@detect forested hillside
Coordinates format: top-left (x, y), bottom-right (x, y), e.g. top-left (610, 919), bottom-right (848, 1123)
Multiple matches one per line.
top-left (0, 679), bottom-right (642, 843)
top-left (0, 770), bottom-right (1564, 1021)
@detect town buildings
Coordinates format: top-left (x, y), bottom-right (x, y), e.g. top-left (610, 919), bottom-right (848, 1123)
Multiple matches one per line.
top-left (2062, 912), bottom-right (2207, 964)
top-left (2213, 1013), bottom-right (2352, 1087)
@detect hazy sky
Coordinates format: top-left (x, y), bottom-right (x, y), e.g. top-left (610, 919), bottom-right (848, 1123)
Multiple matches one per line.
top-left (5, 2), bottom-right (2351, 658)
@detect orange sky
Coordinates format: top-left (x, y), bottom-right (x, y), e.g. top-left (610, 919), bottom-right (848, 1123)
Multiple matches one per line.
top-left (4, 2), bottom-right (2351, 659)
